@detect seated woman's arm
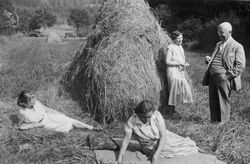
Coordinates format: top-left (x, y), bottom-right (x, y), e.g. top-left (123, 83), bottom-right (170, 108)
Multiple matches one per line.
top-left (152, 118), bottom-right (167, 164)
top-left (17, 112), bottom-right (25, 127)
top-left (17, 110), bottom-right (44, 130)
top-left (19, 122), bottom-right (44, 130)
top-left (116, 126), bottom-right (132, 164)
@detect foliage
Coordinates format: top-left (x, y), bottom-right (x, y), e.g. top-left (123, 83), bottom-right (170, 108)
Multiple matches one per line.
top-left (0, 0), bottom-right (14, 10)
top-left (29, 1), bottom-right (57, 31)
top-left (16, 8), bottom-right (35, 33)
top-left (152, 1), bottom-right (250, 54)
top-left (85, 5), bottom-right (100, 25)
top-left (29, 8), bottom-right (56, 30)
top-left (0, 0), bottom-right (15, 35)
top-left (197, 11), bottom-right (241, 51)
top-left (153, 4), bottom-right (172, 29)
top-left (67, 8), bottom-right (89, 34)
top-left (177, 17), bottom-right (203, 42)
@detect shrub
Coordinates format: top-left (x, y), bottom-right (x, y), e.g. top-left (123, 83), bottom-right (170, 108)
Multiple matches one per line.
top-left (177, 17), bottom-right (203, 42)
top-left (197, 11), bottom-right (241, 51)
top-left (16, 8), bottom-right (35, 33)
top-left (67, 8), bottom-right (89, 35)
top-left (153, 4), bottom-right (172, 29)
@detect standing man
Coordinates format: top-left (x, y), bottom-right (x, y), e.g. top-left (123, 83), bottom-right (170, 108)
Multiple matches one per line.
top-left (202, 22), bottom-right (246, 123)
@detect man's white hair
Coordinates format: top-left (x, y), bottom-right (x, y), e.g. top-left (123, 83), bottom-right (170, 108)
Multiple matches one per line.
top-left (218, 22), bottom-right (232, 32)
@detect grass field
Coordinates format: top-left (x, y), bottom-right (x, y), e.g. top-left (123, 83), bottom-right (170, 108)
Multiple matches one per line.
top-left (0, 34), bottom-right (249, 164)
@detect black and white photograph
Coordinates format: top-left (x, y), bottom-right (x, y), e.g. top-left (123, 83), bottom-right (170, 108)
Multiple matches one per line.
top-left (0, 0), bottom-right (249, 163)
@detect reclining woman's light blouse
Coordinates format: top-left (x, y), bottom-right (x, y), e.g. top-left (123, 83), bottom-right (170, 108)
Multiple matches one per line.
top-left (19, 100), bottom-right (74, 133)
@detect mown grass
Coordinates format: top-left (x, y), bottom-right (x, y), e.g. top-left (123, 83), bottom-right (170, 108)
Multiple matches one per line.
top-left (0, 35), bottom-right (98, 164)
top-left (0, 35), bottom-right (250, 163)
top-left (167, 51), bottom-right (250, 164)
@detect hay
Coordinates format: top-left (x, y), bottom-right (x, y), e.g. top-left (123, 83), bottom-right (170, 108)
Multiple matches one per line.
top-left (209, 121), bottom-right (250, 164)
top-left (63, 0), bottom-right (171, 123)
top-left (46, 32), bottom-right (62, 43)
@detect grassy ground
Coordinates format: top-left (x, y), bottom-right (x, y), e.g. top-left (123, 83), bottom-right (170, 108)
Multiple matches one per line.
top-left (0, 35), bottom-right (249, 163)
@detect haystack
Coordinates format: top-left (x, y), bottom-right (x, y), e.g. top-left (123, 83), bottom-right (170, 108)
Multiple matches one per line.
top-left (63, 0), bottom-right (171, 123)
top-left (46, 32), bottom-right (62, 43)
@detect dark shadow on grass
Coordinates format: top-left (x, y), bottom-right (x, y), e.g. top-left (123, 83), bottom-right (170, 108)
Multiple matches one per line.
top-left (240, 107), bottom-right (250, 122)
top-left (156, 47), bottom-right (177, 117)
top-left (9, 114), bottom-right (19, 125)
top-left (164, 112), bottom-right (208, 125)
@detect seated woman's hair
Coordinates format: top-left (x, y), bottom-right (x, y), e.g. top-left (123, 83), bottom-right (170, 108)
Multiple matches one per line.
top-left (134, 100), bottom-right (155, 115)
top-left (17, 90), bottom-right (34, 108)
top-left (171, 31), bottom-right (182, 40)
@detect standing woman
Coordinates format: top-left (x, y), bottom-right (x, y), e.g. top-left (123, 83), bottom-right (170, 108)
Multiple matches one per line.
top-left (165, 31), bottom-right (193, 115)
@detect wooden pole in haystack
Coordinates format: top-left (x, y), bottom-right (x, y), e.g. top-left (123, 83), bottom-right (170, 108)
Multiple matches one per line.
top-left (63, 0), bottom-right (171, 124)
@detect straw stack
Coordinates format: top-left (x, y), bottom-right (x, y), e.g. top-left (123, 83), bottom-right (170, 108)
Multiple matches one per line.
top-left (64, 0), bottom-right (171, 123)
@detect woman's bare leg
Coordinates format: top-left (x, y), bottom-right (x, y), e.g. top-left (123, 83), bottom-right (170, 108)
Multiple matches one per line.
top-left (72, 119), bottom-right (93, 130)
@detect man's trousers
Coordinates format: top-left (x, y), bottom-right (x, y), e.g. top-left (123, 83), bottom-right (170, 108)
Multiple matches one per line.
top-left (208, 73), bottom-right (231, 123)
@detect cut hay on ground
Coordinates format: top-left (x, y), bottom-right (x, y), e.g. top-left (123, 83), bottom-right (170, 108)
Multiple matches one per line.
top-left (46, 31), bottom-right (62, 43)
top-left (63, 0), bottom-right (171, 123)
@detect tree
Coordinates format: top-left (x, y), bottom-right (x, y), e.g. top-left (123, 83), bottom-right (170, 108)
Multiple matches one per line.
top-left (153, 4), bottom-right (172, 29)
top-left (30, 8), bottom-right (57, 31)
top-left (67, 8), bottom-right (89, 35)
top-left (29, 0), bottom-right (57, 31)
top-left (0, 0), bottom-right (16, 35)
top-left (17, 8), bottom-right (34, 33)
top-left (177, 17), bottom-right (203, 41)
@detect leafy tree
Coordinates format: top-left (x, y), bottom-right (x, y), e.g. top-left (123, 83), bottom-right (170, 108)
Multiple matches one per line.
top-left (67, 8), bottom-right (89, 35)
top-left (30, 8), bottom-right (57, 31)
top-left (85, 5), bottom-right (99, 25)
top-left (17, 8), bottom-right (35, 33)
top-left (29, 0), bottom-right (57, 31)
top-left (153, 4), bottom-right (172, 29)
top-left (177, 17), bottom-right (203, 41)
top-left (0, 0), bottom-right (15, 34)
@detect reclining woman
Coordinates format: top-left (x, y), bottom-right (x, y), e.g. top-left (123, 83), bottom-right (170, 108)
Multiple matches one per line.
top-left (16, 90), bottom-right (102, 133)
top-left (115, 100), bottom-right (199, 164)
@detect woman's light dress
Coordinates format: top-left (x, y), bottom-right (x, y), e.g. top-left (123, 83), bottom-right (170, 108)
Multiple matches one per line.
top-left (19, 100), bottom-right (74, 133)
top-left (125, 111), bottom-right (198, 158)
top-left (166, 44), bottom-right (193, 105)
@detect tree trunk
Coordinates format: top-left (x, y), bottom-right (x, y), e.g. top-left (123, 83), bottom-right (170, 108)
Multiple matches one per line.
top-left (44, 26), bottom-right (46, 35)
top-left (76, 26), bottom-right (79, 36)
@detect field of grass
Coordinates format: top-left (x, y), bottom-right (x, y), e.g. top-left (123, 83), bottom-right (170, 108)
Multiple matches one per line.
top-left (0, 34), bottom-right (249, 164)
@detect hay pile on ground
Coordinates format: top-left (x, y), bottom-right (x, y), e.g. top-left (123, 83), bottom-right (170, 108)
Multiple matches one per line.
top-left (63, 0), bottom-right (171, 123)
top-left (46, 31), bottom-right (62, 43)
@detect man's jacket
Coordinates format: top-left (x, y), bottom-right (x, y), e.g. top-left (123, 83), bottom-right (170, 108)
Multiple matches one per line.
top-left (202, 38), bottom-right (246, 91)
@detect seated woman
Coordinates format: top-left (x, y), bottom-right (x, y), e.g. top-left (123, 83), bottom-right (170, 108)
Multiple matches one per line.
top-left (17, 90), bottom-right (102, 133)
top-left (115, 100), bottom-right (198, 164)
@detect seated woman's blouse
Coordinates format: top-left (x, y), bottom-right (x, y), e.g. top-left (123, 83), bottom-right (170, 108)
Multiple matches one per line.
top-left (19, 100), bottom-right (74, 133)
top-left (125, 111), bottom-right (198, 158)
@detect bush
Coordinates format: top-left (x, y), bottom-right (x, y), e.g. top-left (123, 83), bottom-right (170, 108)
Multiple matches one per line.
top-left (67, 8), bottom-right (89, 35)
top-left (196, 21), bottom-right (218, 51)
top-left (197, 11), bottom-right (241, 51)
top-left (177, 17), bottom-right (203, 42)
top-left (153, 4), bottom-right (172, 29)
top-left (16, 8), bottom-right (35, 33)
